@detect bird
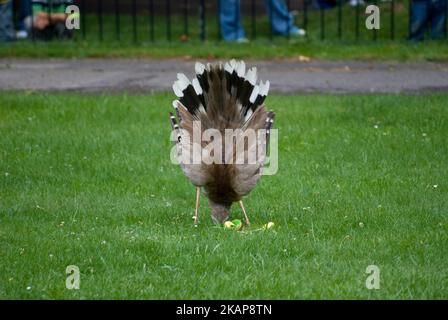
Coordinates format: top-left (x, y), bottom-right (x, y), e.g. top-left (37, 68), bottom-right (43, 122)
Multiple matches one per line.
top-left (169, 60), bottom-right (275, 225)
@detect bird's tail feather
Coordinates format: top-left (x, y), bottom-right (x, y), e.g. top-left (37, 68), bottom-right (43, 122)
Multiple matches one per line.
top-left (171, 60), bottom-right (273, 129)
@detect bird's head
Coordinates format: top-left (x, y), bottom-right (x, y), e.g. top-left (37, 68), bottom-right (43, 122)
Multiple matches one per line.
top-left (209, 201), bottom-right (230, 224)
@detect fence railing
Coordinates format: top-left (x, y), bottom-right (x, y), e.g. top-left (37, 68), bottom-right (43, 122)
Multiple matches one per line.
top-left (33, 0), bottom-right (448, 42)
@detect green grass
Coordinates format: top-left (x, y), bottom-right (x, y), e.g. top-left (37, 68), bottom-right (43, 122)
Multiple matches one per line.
top-left (1, 3), bottom-right (448, 61)
top-left (0, 92), bottom-right (447, 299)
top-left (2, 39), bottom-right (448, 61)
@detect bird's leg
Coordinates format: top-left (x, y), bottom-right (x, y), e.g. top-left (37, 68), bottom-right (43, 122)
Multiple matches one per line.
top-left (239, 201), bottom-right (250, 226)
top-left (194, 187), bottom-right (200, 225)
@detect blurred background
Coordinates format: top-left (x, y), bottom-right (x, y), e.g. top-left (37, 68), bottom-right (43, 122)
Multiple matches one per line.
top-left (0, 0), bottom-right (446, 60)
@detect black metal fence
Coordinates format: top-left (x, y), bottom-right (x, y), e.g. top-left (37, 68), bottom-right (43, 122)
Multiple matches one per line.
top-left (37, 0), bottom-right (448, 42)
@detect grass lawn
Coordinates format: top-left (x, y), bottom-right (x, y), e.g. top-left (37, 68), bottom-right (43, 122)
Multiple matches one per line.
top-left (0, 92), bottom-right (447, 299)
top-left (2, 39), bottom-right (448, 61)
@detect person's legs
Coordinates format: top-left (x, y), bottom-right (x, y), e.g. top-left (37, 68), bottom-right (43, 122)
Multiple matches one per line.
top-left (28, 3), bottom-right (50, 40)
top-left (0, 0), bottom-right (16, 42)
top-left (34, 11), bottom-right (50, 30)
top-left (55, 3), bottom-right (74, 40)
top-left (18, 0), bottom-right (32, 31)
top-left (219, 0), bottom-right (246, 41)
top-left (30, 3), bottom-right (49, 30)
top-left (31, 2), bottom-right (68, 36)
top-left (264, 0), bottom-right (304, 36)
top-left (429, 0), bottom-right (447, 39)
top-left (409, 0), bottom-right (430, 41)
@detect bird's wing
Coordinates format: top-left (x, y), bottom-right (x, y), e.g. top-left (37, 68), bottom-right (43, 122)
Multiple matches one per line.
top-left (231, 108), bottom-right (275, 197)
top-left (170, 101), bottom-right (210, 187)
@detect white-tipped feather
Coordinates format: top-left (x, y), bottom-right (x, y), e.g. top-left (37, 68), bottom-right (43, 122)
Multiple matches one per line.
top-left (175, 61), bottom-right (269, 126)
top-left (265, 80), bottom-right (270, 94)
top-left (258, 80), bottom-right (264, 91)
top-left (177, 73), bottom-right (191, 89)
top-left (192, 78), bottom-right (203, 95)
top-left (224, 62), bottom-right (234, 74)
top-left (245, 67), bottom-right (257, 85)
top-left (195, 62), bottom-right (205, 75)
top-left (236, 60), bottom-right (246, 77)
top-left (172, 82), bottom-right (184, 97)
top-left (259, 80), bottom-right (270, 96)
top-left (249, 85), bottom-right (260, 103)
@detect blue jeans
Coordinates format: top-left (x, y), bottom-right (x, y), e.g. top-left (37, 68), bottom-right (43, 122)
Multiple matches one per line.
top-left (220, 0), bottom-right (298, 41)
top-left (18, 0), bottom-right (32, 31)
top-left (0, 0), bottom-right (15, 42)
top-left (410, 0), bottom-right (447, 41)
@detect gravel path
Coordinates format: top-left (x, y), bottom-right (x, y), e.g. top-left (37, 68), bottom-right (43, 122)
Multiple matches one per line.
top-left (1, 58), bottom-right (448, 94)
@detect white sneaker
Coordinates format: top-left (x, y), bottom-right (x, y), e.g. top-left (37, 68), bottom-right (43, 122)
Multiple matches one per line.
top-left (16, 30), bottom-right (28, 39)
top-left (291, 28), bottom-right (306, 37)
top-left (349, 0), bottom-right (365, 6)
top-left (236, 37), bottom-right (249, 43)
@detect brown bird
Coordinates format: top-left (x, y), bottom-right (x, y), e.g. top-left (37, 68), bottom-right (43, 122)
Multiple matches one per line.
top-left (169, 60), bottom-right (275, 225)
